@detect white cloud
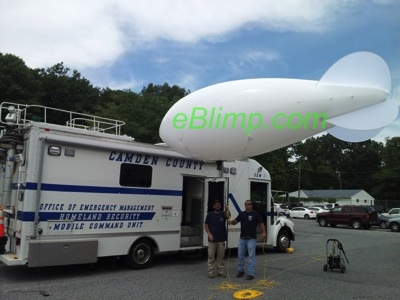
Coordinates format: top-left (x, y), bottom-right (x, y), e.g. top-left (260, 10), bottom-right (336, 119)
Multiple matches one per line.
top-left (116, 0), bottom-right (334, 43)
top-left (227, 50), bottom-right (282, 76)
top-left (372, 0), bottom-right (399, 4)
top-left (0, 0), bottom-right (345, 70)
top-left (372, 120), bottom-right (400, 143)
top-left (242, 50), bottom-right (281, 64)
top-left (0, 1), bottom-right (125, 69)
top-left (176, 73), bottom-right (198, 91)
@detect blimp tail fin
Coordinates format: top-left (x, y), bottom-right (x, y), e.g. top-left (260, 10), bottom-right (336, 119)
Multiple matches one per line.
top-left (318, 51), bottom-right (391, 91)
top-left (320, 52), bottom-right (398, 142)
top-left (327, 127), bottom-right (384, 142)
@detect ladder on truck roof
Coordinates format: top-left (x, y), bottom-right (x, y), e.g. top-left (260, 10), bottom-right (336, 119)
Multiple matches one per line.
top-left (0, 102), bottom-right (125, 135)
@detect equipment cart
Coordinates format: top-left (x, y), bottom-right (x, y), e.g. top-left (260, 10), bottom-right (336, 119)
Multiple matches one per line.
top-left (323, 239), bottom-right (349, 273)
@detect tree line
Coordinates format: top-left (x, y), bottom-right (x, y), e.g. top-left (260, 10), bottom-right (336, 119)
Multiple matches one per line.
top-left (1, 53), bottom-right (399, 201)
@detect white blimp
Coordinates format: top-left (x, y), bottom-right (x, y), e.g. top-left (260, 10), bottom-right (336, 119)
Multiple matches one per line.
top-left (159, 52), bottom-right (398, 161)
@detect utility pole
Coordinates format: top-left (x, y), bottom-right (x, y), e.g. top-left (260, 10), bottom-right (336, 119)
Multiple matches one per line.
top-left (337, 170), bottom-right (342, 189)
top-left (297, 159), bottom-right (301, 202)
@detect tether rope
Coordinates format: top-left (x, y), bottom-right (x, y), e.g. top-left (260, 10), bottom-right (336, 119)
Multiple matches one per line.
top-left (207, 237), bottom-right (325, 300)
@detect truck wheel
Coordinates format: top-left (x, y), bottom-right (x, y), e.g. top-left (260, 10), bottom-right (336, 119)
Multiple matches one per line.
top-left (379, 221), bottom-right (387, 229)
top-left (318, 218), bottom-right (328, 227)
top-left (389, 222), bottom-right (400, 232)
top-left (351, 219), bottom-right (361, 229)
top-left (275, 230), bottom-right (291, 253)
top-left (126, 239), bottom-right (155, 269)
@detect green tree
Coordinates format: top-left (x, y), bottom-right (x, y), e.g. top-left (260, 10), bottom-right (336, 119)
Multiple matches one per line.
top-left (289, 135), bottom-right (384, 192)
top-left (254, 147), bottom-right (293, 192)
top-left (338, 140), bottom-right (383, 191)
top-left (33, 63), bottom-right (101, 113)
top-left (95, 83), bottom-right (189, 143)
top-left (137, 83), bottom-right (189, 142)
top-left (377, 137), bottom-right (400, 199)
top-left (0, 53), bottom-right (43, 104)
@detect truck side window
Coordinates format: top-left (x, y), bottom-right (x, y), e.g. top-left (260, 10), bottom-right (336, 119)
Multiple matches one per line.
top-left (120, 163), bottom-right (152, 187)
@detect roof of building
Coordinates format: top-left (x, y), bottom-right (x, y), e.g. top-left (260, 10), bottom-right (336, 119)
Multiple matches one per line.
top-left (300, 189), bottom-right (364, 199)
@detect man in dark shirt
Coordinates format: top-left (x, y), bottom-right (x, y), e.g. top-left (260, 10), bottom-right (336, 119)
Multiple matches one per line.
top-left (228, 200), bottom-right (266, 280)
top-left (204, 200), bottom-right (229, 278)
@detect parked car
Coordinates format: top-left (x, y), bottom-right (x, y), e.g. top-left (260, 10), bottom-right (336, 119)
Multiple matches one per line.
top-left (316, 205), bottom-right (378, 229)
top-left (312, 205), bottom-right (326, 209)
top-left (308, 206), bottom-right (330, 213)
top-left (289, 207), bottom-right (317, 219)
top-left (387, 216), bottom-right (400, 232)
top-left (370, 213), bottom-right (393, 229)
top-left (280, 202), bottom-right (303, 216)
top-left (382, 208), bottom-right (400, 217)
top-left (324, 203), bottom-right (339, 210)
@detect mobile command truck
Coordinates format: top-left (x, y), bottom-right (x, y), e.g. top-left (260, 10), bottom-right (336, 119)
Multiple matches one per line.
top-left (0, 102), bottom-right (294, 269)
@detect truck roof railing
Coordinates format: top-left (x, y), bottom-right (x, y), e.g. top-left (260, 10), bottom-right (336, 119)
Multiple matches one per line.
top-left (0, 102), bottom-right (125, 135)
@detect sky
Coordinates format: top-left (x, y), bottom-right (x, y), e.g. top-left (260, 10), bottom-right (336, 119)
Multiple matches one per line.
top-left (1, 0), bottom-right (399, 143)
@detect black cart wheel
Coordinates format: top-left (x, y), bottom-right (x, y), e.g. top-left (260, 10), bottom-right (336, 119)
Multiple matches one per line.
top-left (323, 264), bottom-right (328, 271)
top-left (341, 265), bottom-right (346, 273)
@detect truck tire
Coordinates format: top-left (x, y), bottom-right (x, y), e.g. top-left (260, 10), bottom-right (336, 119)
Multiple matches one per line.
top-left (389, 222), bottom-right (400, 232)
top-left (318, 218), bottom-right (328, 227)
top-left (126, 238), bottom-right (155, 269)
top-left (275, 230), bottom-right (291, 253)
top-left (351, 219), bottom-right (362, 229)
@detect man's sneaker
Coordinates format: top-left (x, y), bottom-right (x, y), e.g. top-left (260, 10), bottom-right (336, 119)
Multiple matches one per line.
top-left (245, 275), bottom-right (254, 280)
top-left (217, 273), bottom-right (227, 278)
top-left (236, 271), bottom-right (245, 278)
top-left (208, 273), bottom-right (215, 278)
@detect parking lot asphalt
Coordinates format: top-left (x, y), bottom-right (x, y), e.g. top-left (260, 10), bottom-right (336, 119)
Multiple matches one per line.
top-left (1, 218), bottom-right (399, 300)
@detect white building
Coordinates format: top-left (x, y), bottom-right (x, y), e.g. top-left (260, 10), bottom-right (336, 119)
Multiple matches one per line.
top-left (288, 189), bottom-right (375, 206)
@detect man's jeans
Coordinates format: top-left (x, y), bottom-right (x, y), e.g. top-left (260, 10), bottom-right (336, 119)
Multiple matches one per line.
top-left (238, 238), bottom-right (256, 276)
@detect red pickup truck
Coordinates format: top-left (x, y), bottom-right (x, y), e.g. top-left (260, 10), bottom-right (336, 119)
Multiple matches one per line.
top-left (316, 205), bottom-right (378, 229)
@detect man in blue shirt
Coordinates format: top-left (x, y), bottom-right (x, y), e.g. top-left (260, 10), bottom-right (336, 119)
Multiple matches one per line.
top-left (204, 200), bottom-right (229, 278)
top-left (228, 200), bottom-right (266, 280)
